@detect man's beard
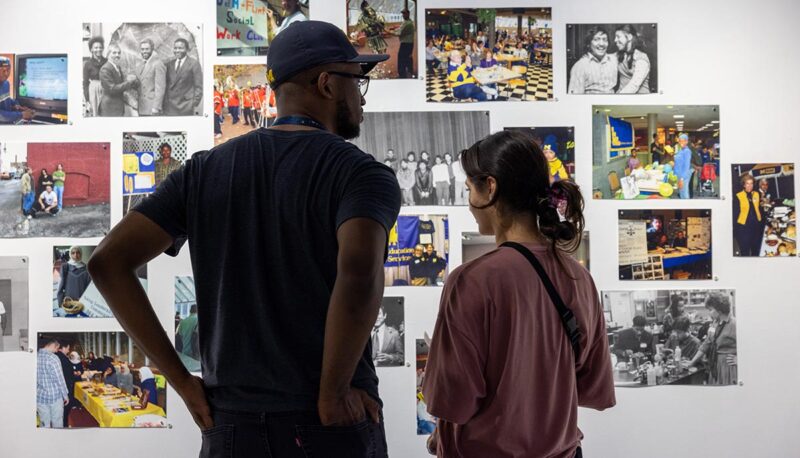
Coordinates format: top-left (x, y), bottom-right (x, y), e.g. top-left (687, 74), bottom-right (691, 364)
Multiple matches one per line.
top-left (335, 99), bottom-right (360, 140)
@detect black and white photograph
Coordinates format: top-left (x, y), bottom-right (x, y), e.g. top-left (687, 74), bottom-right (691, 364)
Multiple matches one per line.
top-left (462, 231), bottom-right (590, 271)
top-left (0, 257), bottom-right (28, 352)
top-left (603, 289), bottom-right (737, 387)
top-left (425, 8), bottom-right (553, 102)
top-left (0, 53), bottom-right (68, 125)
top-left (592, 105), bottom-right (720, 200)
top-left (36, 332), bottom-right (168, 428)
top-left (174, 276), bottom-right (199, 373)
top-left (618, 209), bottom-right (712, 280)
top-left (567, 23), bottom-right (657, 94)
top-left (504, 126), bottom-right (575, 183)
top-left (731, 164), bottom-right (795, 257)
top-left (372, 297), bottom-right (404, 367)
top-left (0, 142), bottom-right (111, 238)
top-left (385, 215), bottom-right (449, 286)
top-left (217, 0), bottom-right (309, 56)
top-left (122, 132), bottom-right (188, 215)
top-left (350, 111), bottom-right (490, 206)
top-left (52, 246), bottom-right (147, 318)
top-left (82, 22), bottom-right (204, 117)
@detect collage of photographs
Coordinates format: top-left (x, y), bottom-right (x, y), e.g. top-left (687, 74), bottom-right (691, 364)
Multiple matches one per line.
top-left (0, 1), bottom-right (791, 442)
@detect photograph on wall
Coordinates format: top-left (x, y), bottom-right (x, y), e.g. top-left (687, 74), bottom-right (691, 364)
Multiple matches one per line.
top-left (462, 231), bottom-right (590, 270)
top-left (217, 0), bottom-right (309, 56)
top-left (731, 163), bottom-right (795, 257)
top-left (566, 23), bottom-right (657, 94)
top-left (385, 215), bottom-right (449, 286)
top-left (372, 297), bottom-right (404, 367)
top-left (424, 8), bottom-right (552, 102)
top-left (122, 132), bottom-right (188, 215)
top-left (0, 53), bottom-right (68, 125)
top-left (618, 209), bottom-right (712, 280)
top-left (347, 0), bottom-right (418, 79)
top-left (82, 22), bottom-right (204, 117)
top-left (416, 334), bottom-right (436, 435)
top-left (0, 142), bottom-right (110, 238)
top-left (36, 332), bottom-right (167, 428)
top-left (504, 126), bottom-right (575, 183)
top-left (602, 289), bottom-right (737, 387)
top-left (592, 105), bottom-right (720, 200)
top-left (350, 111), bottom-right (490, 206)
top-left (174, 276), bottom-right (199, 373)
top-left (0, 257), bottom-right (28, 352)
top-left (52, 246), bottom-right (147, 318)
top-left (213, 64), bottom-right (275, 146)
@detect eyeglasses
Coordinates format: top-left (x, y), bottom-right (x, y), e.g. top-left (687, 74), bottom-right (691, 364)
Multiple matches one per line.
top-left (311, 71), bottom-right (371, 97)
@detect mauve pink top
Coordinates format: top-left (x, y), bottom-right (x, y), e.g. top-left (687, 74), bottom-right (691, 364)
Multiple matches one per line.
top-left (423, 243), bottom-right (616, 458)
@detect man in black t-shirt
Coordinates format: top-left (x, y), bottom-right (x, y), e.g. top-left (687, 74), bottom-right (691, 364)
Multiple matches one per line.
top-left (88, 21), bottom-right (399, 458)
top-left (650, 133), bottom-right (662, 165)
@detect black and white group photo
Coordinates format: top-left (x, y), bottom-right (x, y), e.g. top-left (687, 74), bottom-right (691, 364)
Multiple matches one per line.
top-left (567, 23), bottom-right (657, 94)
top-left (82, 23), bottom-right (204, 117)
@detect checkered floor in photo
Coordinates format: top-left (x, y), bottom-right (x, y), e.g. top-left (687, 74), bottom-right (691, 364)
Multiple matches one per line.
top-left (426, 64), bottom-right (553, 103)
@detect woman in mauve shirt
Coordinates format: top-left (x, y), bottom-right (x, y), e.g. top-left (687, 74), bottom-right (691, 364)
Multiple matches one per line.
top-left (422, 131), bottom-right (616, 458)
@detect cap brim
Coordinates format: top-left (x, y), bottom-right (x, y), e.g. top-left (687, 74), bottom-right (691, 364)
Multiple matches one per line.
top-left (349, 53), bottom-right (389, 74)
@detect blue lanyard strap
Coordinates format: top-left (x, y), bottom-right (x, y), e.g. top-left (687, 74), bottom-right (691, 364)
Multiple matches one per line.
top-left (272, 115), bottom-right (327, 131)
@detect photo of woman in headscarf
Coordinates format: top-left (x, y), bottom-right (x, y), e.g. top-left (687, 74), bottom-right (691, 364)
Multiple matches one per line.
top-left (54, 246), bottom-right (92, 318)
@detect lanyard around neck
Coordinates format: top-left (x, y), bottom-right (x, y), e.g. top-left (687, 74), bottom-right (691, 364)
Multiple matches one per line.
top-left (272, 115), bottom-right (327, 131)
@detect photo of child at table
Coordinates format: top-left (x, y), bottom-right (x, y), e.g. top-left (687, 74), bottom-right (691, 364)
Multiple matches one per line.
top-left (37, 332), bottom-right (168, 428)
top-left (604, 289), bottom-right (736, 387)
top-left (731, 164), bottom-right (796, 257)
top-left (593, 105), bottom-right (720, 200)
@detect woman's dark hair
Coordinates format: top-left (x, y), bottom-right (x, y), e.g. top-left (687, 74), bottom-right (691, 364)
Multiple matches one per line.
top-left (615, 24), bottom-right (644, 70)
top-left (669, 294), bottom-right (684, 316)
top-left (159, 142), bottom-right (172, 152)
top-left (41, 168), bottom-right (49, 176)
top-left (674, 316), bottom-right (691, 333)
top-left (418, 159), bottom-right (429, 169)
top-left (583, 27), bottom-right (608, 53)
top-left (434, 155), bottom-right (443, 164)
top-left (88, 37), bottom-right (104, 50)
top-left (705, 292), bottom-right (731, 315)
top-left (460, 130), bottom-right (585, 255)
top-left (361, 1), bottom-right (369, 10)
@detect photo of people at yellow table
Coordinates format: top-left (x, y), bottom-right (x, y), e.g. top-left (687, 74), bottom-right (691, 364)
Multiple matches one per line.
top-left (462, 231), bottom-right (589, 271)
top-left (618, 209), bottom-right (712, 280)
top-left (504, 126), bottom-right (575, 183)
top-left (602, 289), bottom-right (737, 387)
top-left (425, 7), bottom-right (552, 102)
top-left (36, 332), bottom-right (167, 428)
top-left (731, 163), bottom-right (795, 257)
top-left (592, 105), bottom-right (720, 200)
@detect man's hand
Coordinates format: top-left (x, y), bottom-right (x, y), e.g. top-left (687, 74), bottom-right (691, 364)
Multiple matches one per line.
top-left (175, 375), bottom-right (213, 431)
top-left (318, 387), bottom-right (380, 426)
top-left (726, 354), bottom-right (737, 366)
top-left (63, 398), bottom-right (69, 406)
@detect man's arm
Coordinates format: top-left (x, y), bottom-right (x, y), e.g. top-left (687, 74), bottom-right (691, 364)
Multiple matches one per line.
top-left (88, 211), bottom-right (212, 429)
top-left (318, 217), bottom-right (387, 426)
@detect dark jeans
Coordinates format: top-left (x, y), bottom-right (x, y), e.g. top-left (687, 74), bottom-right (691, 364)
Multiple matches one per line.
top-left (200, 408), bottom-right (388, 458)
top-left (397, 42), bottom-right (414, 78)
top-left (214, 113), bottom-right (222, 134)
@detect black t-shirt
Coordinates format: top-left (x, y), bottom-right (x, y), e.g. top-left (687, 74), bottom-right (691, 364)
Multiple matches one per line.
top-left (135, 129), bottom-right (401, 412)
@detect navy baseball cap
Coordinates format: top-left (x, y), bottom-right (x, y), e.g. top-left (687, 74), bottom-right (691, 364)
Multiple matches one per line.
top-left (266, 20), bottom-right (388, 88)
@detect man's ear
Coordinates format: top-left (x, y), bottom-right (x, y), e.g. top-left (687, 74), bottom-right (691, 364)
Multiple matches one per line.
top-left (315, 72), bottom-right (336, 101)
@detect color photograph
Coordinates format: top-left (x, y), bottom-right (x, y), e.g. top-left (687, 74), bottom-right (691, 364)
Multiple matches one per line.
top-left (217, 0), bottom-right (309, 56)
top-left (372, 297), bottom-right (404, 367)
top-left (36, 332), bottom-right (167, 428)
top-left (504, 126), bottom-right (575, 183)
top-left (0, 142), bottom-right (110, 238)
top-left (603, 289), bottom-right (737, 387)
top-left (174, 276), bottom-right (199, 373)
top-left (82, 22), bottom-right (204, 117)
top-left (347, 0), bottom-right (418, 79)
top-left (618, 210), bottom-right (712, 280)
top-left (731, 163), bottom-right (795, 257)
top-left (385, 215), bottom-right (449, 286)
top-left (592, 105), bottom-right (720, 200)
top-left (425, 8), bottom-right (553, 102)
top-left (0, 257), bottom-right (28, 352)
top-left (416, 335), bottom-right (436, 435)
top-left (566, 23), bottom-right (657, 94)
top-left (350, 111), bottom-right (490, 206)
top-left (213, 64), bottom-right (275, 145)
top-left (462, 231), bottom-right (590, 271)
top-left (52, 246), bottom-right (147, 318)
top-left (0, 53), bottom-right (68, 124)
top-left (122, 132), bottom-right (188, 215)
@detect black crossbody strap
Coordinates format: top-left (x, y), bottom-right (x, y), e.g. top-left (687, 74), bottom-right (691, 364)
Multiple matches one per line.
top-left (501, 241), bottom-right (582, 362)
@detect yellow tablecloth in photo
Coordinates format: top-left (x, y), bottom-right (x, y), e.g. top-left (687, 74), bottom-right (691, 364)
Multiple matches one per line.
top-left (74, 382), bottom-right (166, 428)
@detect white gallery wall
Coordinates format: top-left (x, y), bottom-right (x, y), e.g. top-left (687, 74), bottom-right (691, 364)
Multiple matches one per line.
top-left (1, 0), bottom-right (799, 457)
